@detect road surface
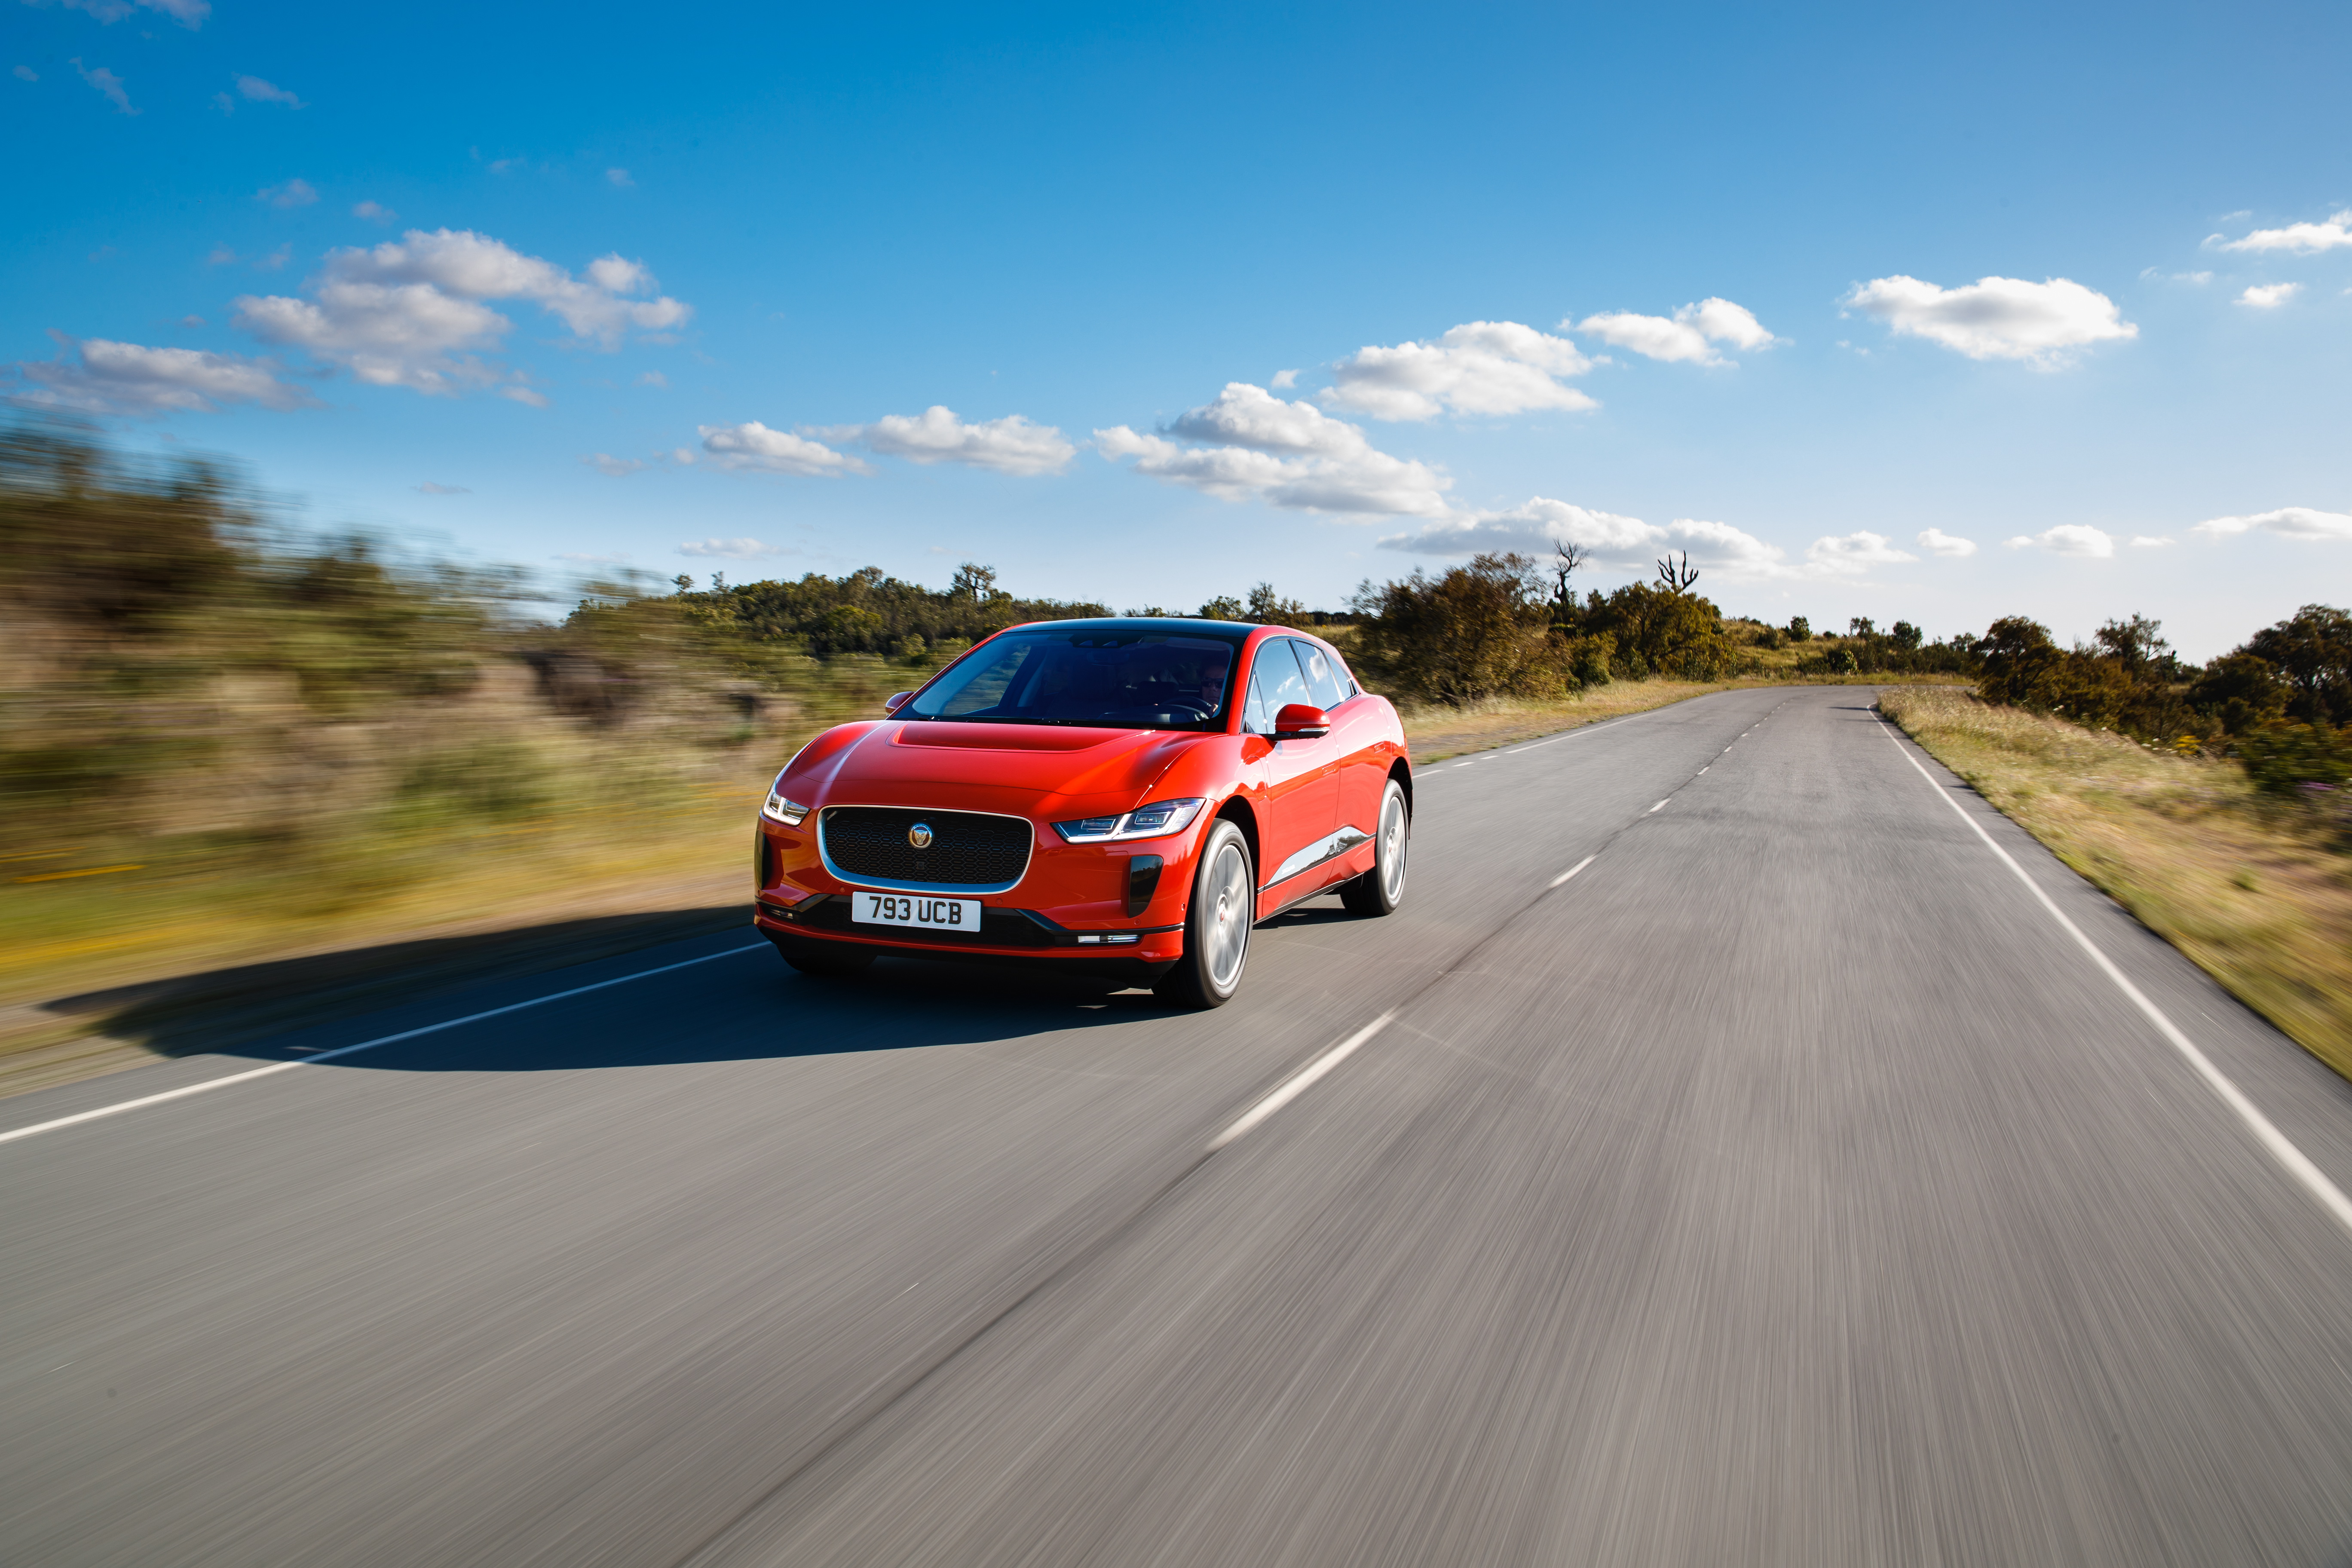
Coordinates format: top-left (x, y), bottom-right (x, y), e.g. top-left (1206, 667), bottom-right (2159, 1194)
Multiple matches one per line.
top-left (6, 686), bottom-right (2352, 1565)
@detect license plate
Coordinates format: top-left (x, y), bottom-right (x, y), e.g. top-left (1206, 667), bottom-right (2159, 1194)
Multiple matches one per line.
top-left (852, 892), bottom-right (982, 931)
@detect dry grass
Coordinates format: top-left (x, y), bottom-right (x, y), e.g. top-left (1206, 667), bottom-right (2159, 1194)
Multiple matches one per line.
top-left (1878, 686), bottom-right (2352, 1082)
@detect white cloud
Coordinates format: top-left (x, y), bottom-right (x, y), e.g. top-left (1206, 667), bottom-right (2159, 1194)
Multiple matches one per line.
top-left (1843, 275), bottom-right (2137, 366)
top-left (584, 453), bottom-right (642, 476)
top-left (635, 370), bottom-right (667, 387)
top-left (15, 65), bottom-right (38, 81)
top-left (352, 199), bottom-right (396, 224)
top-left (2237, 282), bottom-right (2301, 309)
top-left (2216, 209), bottom-right (2352, 255)
top-left (318, 230), bottom-right (689, 345)
top-left (1377, 496), bottom-right (1661, 559)
top-left (554, 551), bottom-right (628, 564)
top-left (206, 243), bottom-right (236, 265)
top-left (1165, 381), bottom-right (1366, 456)
top-left (69, 57), bottom-right (134, 114)
top-left (606, 168), bottom-right (633, 188)
top-left (236, 74), bottom-right (302, 108)
top-left (414, 481), bottom-right (469, 494)
top-left (1915, 527), bottom-right (1978, 557)
top-left (2131, 535), bottom-right (2173, 548)
top-left (697, 421), bottom-right (867, 477)
top-left (257, 178), bottom-right (318, 208)
top-left (43, 0), bottom-right (206, 26)
top-left (679, 537), bottom-right (787, 559)
top-left (7, 331), bottom-right (315, 414)
top-left (1376, 502), bottom-right (1794, 580)
top-left (498, 384), bottom-right (547, 407)
top-left (1269, 368), bottom-right (1299, 390)
top-left (2193, 507), bottom-right (2352, 542)
top-left (1805, 530), bottom-right (1916, 575)
top-left (1572, 297), bottom-right (1777, 365)
top-left (1096, 384), bottom-right (1450, 516)
top-left (820, 405), bottom-right (1075, 475)
top-left (1323, 321), bottom-right (1596, 420)
top-left (235, 228), bottom-right (690, 397)
top-left (2006, 524), bottom-right (2116, 557)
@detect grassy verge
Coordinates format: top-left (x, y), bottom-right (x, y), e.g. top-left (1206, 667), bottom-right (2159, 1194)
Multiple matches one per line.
top-left (1878, 686), bottom-right (2352, 1082)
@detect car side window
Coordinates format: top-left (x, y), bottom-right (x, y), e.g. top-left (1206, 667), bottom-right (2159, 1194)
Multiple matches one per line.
top-left (1244, 638), bottom-right (1309, 733)
top-left (1290, 639), bottom-right (1348, 710)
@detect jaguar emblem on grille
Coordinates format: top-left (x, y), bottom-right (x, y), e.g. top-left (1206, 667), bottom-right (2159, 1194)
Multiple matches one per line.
top-left (907, 822), bottom-right (934, 849)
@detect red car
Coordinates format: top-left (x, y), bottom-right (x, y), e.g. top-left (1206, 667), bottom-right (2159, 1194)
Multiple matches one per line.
top-left (751, 617), bottom-right (1412, 1007)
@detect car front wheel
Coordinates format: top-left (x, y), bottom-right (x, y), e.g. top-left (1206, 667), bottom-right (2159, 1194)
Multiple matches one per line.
top-left (1155, 818), bottom-right (1254, 1009)
top-left (1340, 778), bottom-right (1409, 916)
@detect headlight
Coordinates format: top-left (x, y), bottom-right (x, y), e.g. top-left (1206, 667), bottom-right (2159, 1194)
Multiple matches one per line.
top-left (1053, 797), bottom-right (1207, 844)
top-left (761, 778), bottom-right (811, 826)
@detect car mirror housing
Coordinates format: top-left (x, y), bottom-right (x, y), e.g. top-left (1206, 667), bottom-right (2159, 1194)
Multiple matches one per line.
top-left (883, 690), bottom-right (914, 716)
top-left (1274, 702), bottom-right (1330, 739)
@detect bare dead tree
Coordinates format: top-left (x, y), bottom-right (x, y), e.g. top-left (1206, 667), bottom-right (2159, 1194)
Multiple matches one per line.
top-left (1655, 551), bottom-right (1700, 594)
top-left (1552, 541), bottom-right (1589, 620)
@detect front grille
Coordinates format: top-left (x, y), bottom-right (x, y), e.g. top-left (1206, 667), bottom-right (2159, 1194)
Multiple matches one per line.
top-left (820, 806), bottom-right (1032, 888)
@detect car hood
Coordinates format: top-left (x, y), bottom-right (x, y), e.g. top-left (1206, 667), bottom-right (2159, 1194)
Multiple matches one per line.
top-left (806, 720), bottom-right (1200, 804)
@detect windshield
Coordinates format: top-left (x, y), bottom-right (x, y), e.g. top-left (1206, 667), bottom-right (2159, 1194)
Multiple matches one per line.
top-left (906, 629), bottom-right (1240, 730)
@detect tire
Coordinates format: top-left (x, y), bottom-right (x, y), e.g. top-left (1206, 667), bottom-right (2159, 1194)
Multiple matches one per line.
top-left (1154, 818), bottom-right (1254, 1009)
top-left (771, 932), bottom-right (876, 977)
top-left (1339, 778), bottom-right (1409, 917)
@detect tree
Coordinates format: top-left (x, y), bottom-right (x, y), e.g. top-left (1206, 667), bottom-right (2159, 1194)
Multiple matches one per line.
top-left (1890, 620), bottom-right (1923, 651)
top-left (1655, 551), bottom-right (1700, 594)
top-left (2244, 604), bottom-right (2352, 725)
top-left (2094, 613), bottom-right (2169, 672)
top-left (1197, 594), bottom-right (1243, 621)
top-left (1351, 553), bottom-right (1559, 703)
top-left (1786, 616), bottom-right (1811, 642)
top-left (1849, 616), bottom-right (1876, 638)
top-left (950, 561), bottom-right (1001, 600)
top-left (1551, 541), bottom-right (1589, 623)
top-left (1243, 582), bottom-right (1306, 624)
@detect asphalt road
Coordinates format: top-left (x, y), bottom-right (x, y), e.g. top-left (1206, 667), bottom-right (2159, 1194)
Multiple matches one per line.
top-left (8, 686), bottom-right (2352, 1566)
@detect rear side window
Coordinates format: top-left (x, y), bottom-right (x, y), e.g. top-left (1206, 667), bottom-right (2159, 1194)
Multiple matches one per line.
top-left (1290, 639), bottom-right (1349, 710)
top-left (1244, 638), bottom-right (1309, 733)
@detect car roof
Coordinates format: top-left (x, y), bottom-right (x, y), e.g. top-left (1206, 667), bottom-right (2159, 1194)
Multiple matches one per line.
top-left (1002, 616), bottom-right (1320, 641)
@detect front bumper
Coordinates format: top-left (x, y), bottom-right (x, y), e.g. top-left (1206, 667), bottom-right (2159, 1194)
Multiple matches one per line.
top-left (755, 804), bottom-right (1197, 965)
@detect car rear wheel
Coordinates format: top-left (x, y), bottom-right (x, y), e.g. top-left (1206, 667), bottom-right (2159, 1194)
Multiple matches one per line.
top-left (1155, 819), bottom-right (1253, 1009)
top-left (771, 931), bottom-right (877, 977)
top-left (1340, 778), bottom-right (1409, 917)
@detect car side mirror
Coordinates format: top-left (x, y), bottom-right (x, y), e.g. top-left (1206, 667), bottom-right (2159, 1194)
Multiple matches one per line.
top-left (884, 691), bottom-right (914, 716)
top-left (1274, 702), bottom-right (1331, 740)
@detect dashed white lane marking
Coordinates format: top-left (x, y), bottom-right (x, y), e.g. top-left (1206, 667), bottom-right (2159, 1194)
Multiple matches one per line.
top-left (1209, 1012), bottom-right (1395, 1151)
top-left (1874, 714), bottom-right (2352, 1238)
top-left (1698, 766), bottom-right (1709, 775)
top-left (1548, 856), bottom-right (1596, 889)
top-left (1647, 799), bottom-right (1669, 813)
top-left (0, 943), bottom-right (772, 1148)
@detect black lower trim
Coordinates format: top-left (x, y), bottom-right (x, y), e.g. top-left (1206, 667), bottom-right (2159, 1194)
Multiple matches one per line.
top-left (757, 926), bottom-right (1174, 983)
top-left (757, 894), bottom-right (1179, 951)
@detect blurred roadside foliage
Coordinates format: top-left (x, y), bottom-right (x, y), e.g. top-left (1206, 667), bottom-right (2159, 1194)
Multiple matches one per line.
top-left (0, 422), bottom-right (1102, 955)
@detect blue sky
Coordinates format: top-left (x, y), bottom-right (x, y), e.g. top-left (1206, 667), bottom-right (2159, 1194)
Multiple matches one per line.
top-left (6, 0), bottom-right (2347, 658)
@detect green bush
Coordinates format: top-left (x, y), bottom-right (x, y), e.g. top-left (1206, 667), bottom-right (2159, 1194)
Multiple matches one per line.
top-left (2236, 723), bottom-right (2352, 795)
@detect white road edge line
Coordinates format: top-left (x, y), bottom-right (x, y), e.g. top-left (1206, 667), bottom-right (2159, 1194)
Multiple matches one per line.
top-left (1874, 713), bottom-right (2352, 1237)
top-left (1209, 1011), bottom-right (1396, 1152)
top-left (1647, 799), bottom-right (1669, 813)
top-left (0, 943), bottom-right (772, 1148)
top-left (1548, 856), bottom-right (1596, 889)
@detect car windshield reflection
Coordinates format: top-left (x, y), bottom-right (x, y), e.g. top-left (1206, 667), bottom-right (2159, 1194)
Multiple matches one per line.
top-left (904, 628), bottom-right (1242, 732)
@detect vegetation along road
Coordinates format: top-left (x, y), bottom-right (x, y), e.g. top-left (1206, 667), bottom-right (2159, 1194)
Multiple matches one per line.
top-left (6, 686), bottom-right (2352, 1565)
